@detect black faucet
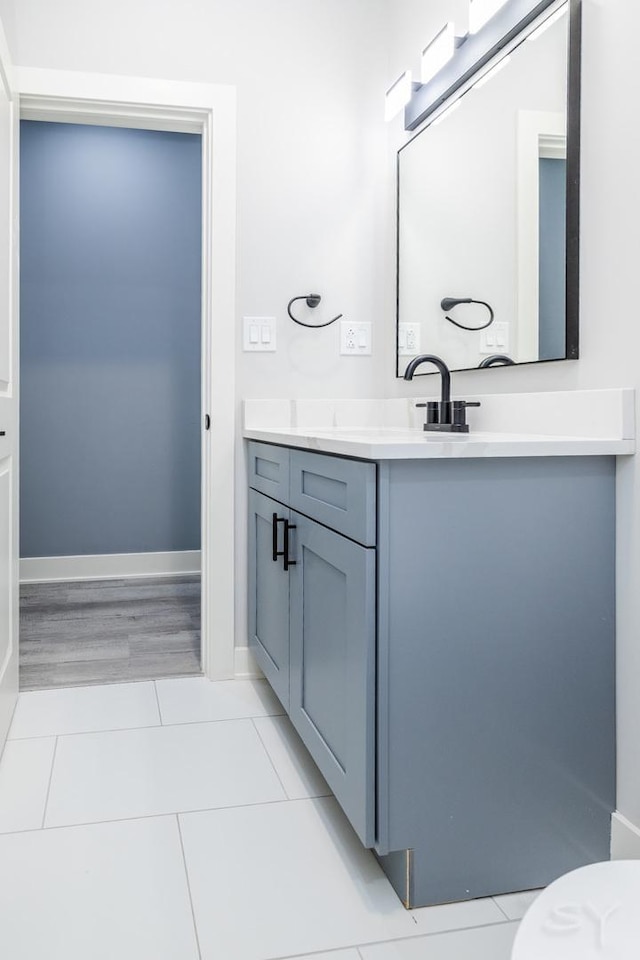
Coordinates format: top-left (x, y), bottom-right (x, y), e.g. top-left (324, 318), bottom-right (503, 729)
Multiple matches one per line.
top-left (403, 354), bottom-right (481, 434)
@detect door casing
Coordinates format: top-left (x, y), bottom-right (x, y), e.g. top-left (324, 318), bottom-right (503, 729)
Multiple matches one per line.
top-left (0, 22), bottom-right (19, 750)
top-left (17, 67), bottom-right (237, 680)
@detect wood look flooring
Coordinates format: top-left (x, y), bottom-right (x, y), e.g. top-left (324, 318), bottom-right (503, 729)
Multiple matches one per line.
top-left (19, 575), bottom-right (202, 691)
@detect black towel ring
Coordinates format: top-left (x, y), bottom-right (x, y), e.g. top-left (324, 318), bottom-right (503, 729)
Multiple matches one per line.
top-left (440, 297), bottom-right (494, 331)
top-left (287, 294), bottom-right (343, 329)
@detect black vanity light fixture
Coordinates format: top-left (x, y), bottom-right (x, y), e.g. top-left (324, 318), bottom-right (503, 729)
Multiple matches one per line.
top-left (385, 0), bottom-right (565, 131)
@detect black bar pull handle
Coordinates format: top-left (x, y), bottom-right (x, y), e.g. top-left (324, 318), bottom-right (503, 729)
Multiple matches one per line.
top-left (284, 519), bottom-right (297, 571)
top-left (272, 513), bottom-right (285, 562)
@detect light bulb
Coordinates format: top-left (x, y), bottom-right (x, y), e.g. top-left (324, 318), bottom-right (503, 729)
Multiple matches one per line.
top-left (469, 0), bottom-right (509, 34)
top-left (385, 71), bottom-right (413, 122)
top-left (421, 23), bottom-right (456, 84)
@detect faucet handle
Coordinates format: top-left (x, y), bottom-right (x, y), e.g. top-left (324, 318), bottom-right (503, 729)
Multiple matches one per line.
top-left (452, 399), bottom-right (481, 432)
top-left (415, 401), bottom-right (440, 425)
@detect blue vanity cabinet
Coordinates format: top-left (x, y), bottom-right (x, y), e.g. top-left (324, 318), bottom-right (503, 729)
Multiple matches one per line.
top-left (248, 441), bottom-right (617, 910)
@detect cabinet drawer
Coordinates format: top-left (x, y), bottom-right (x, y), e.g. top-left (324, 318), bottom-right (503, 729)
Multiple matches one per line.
top-left (290, 450), bottom-right (376, 546)
top-left (248, 441), bottom-right (290, 504)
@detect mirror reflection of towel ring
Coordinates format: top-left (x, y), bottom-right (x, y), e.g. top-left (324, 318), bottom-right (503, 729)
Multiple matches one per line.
top-left (287, 294), bottom-right (343, 329)
top-left (441, 296), bottom-right (494, 331)
top-left (478, 354), bottom-right (515, 367)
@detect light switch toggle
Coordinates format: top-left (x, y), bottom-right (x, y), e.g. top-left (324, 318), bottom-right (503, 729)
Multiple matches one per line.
top-left (243, 317), bottom-right (277, 352)
top-left (480, 322), bottom-right (509, 354)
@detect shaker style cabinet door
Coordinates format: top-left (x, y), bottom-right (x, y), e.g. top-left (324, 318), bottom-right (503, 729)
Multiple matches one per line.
top-left (248, 489), bottom-right (291, 710)
top-left (288, 511), bottom-right (376, 847)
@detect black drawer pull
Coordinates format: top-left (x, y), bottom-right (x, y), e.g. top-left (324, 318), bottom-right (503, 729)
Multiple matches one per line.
top-left (284, 519), bottom-right (297, 571)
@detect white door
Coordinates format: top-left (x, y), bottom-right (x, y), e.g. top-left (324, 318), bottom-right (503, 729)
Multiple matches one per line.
top-left (0, 22), bottom-right (18, 751)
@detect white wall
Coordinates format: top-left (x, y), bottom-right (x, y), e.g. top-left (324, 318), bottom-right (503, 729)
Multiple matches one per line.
top-left (386, 0), bottom-right (640, 834)
top-left (0, 0), bottom-right (389, 401)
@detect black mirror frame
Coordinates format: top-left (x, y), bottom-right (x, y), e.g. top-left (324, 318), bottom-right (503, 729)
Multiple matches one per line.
top-left (395, 0), bottom-right (581, 378)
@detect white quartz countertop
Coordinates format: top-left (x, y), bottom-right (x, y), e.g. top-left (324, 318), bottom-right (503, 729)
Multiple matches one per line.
top-left (243, 390), bottom-right (636, 460)
top-left (243, 425), bottom-right (635, 460)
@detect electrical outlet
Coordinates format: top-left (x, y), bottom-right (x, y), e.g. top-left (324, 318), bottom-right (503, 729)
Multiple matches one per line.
top-left (340, 321), bottom-right (372, 356)
top-left (398, 322), bottom-right (421, 356)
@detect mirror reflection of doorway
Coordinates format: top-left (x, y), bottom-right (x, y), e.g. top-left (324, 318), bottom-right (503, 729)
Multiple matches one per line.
top-left (19, 120), bottom-right (203, 690)
top-left (539, 156), bottom-right (567, 360)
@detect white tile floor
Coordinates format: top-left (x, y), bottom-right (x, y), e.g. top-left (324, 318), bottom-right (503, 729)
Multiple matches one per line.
top-left (0, 677), bottom-right (536, 960)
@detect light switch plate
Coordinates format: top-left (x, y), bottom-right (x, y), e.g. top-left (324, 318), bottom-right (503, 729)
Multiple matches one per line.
top-left (480, 322), bottom-right (509, 354)
top-left (340, 321), bottom-right (372, 356)
top-left (243, 316), bottom-right (276, 352)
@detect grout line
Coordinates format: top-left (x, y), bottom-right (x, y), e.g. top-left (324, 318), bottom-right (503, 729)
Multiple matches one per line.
top-left (251, 717), bottom-right (290, 800)
top-left (491, 896), bottom-right (512, 921)
top-left (27, 794), bottom-right (327, 836)
top-left (275, 948), bottom-right (366, 960)
top-left (41, 736), bottom-right (59, 829)
top-left (18, 674), bottom-right (203, 696)
top-left (10, 722), bottom-right (165, 742)
top-left (16, 675), bottom-right (266, 698)
top-left (4, 686), bottom-right (22, 743)
top-left (153, 680), bottom-right (163, 725)
top-left (272, 918), bottom-right (520, 959)
top-left (8, 711), bottom-right (286, 742)
top-left (176, 814), bottom-right (203, 960)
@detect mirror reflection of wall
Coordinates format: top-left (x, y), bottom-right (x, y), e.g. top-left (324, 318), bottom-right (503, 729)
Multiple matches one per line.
top-left (397, 5), bottom-right (570, 375)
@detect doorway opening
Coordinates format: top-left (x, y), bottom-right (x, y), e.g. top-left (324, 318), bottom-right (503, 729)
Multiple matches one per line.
top-left (15, 69), bottom-right (237, 685)
top-left (19, 120), bottom-right (203, 689)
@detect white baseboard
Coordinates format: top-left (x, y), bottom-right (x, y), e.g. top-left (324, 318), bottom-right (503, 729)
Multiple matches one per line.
top-left (234, 645), bottom-right (263, 680)
top-left (20, 550), bottom-right (201, 584)
top-left (611, 812), bottom-right (640, 860)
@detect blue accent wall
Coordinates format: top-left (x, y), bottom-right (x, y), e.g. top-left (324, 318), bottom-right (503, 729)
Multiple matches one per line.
top-left (538, 156), bottom-right (567, 361)
top-left (20, 121), bottom-right (202, 558)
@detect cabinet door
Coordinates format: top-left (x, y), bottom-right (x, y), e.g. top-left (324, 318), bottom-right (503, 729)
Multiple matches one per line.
top-left (248, 490), bottom-right (290, 709)
top-left (289, 512), bottom-right (376, 847)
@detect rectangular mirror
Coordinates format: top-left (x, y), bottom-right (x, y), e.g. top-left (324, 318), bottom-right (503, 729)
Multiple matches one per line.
top-left (396, 0), bottom-right (580, 376)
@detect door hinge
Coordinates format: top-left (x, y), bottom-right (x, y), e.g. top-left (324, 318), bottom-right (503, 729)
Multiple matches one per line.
top-left (204, 414), bottom-right (211, 430)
